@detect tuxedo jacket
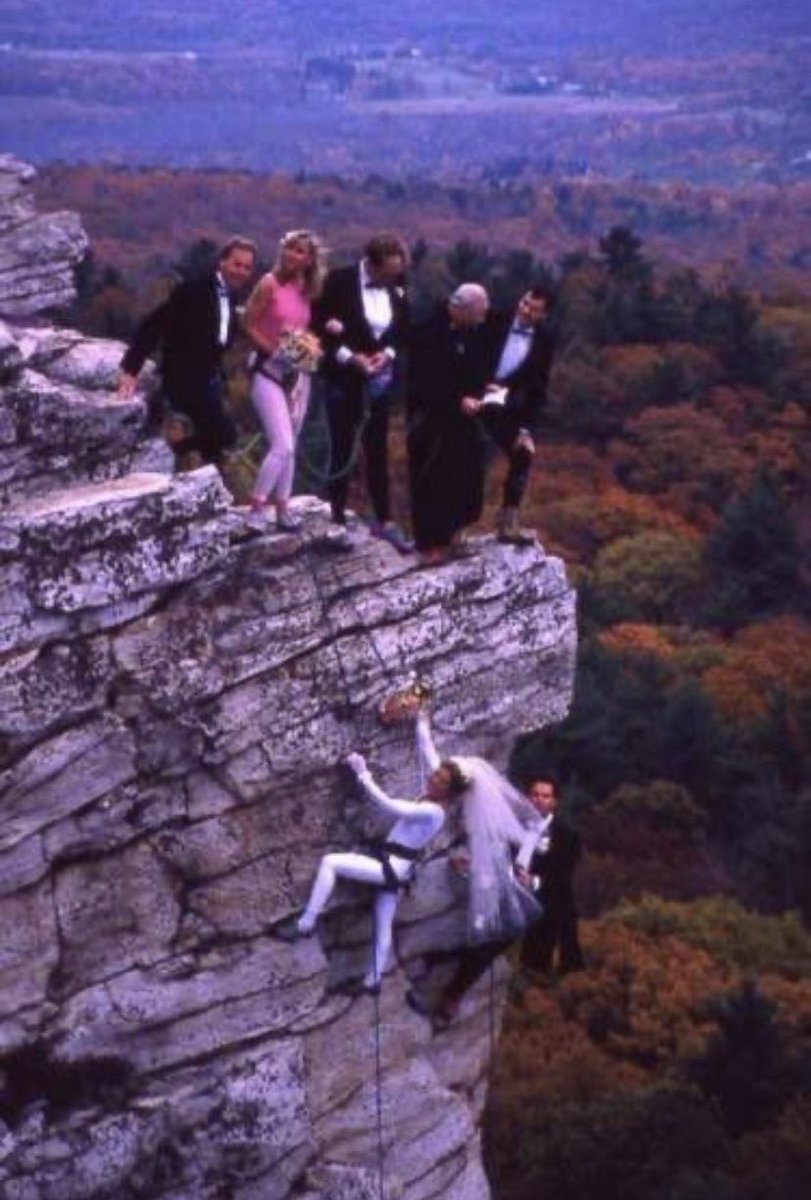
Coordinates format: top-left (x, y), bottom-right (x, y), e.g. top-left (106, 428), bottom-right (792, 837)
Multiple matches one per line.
top-left (485, 311), bottom-right (557, 439)
top-left (121, 274), bottom-right (235, 402)
top-left (527, 818), bottom-right (581, 906)
top-left (314, 264), bottom-right (410, 396)
top-left (407, 306), bottom-right (491, 429)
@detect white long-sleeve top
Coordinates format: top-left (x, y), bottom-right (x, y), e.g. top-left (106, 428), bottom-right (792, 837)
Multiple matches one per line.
top-left (354, 770), bottom-right (445, 851)
top-left (353, 713), bottom-right (445, 852)
top-left (415, 710), bottom-right (441, 776)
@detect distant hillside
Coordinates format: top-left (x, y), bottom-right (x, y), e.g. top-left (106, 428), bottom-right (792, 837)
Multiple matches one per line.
top-left (2, 1), bottom-right (808, 185)
top-left (34, 164), bottom-right (811, 300)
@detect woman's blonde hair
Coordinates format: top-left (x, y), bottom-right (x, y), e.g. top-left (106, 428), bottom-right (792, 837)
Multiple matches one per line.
top-left (275, 229), bottom-right (329, 299)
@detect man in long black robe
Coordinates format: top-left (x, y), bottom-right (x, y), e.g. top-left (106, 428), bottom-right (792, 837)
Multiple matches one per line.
top-left (407, 284), bottom-right (491, 564)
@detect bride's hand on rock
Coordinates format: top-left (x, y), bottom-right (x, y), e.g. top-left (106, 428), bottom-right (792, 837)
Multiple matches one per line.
top-left (346, 751), bottom-right (368, 777)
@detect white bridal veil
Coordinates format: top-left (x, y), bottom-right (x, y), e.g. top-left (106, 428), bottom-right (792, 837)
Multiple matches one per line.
top-left (452, 756), bottom-right (544, 943)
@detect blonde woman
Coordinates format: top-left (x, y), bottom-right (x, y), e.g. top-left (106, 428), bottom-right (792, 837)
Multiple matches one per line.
top-left (245, 230), bottom-right (327, 530)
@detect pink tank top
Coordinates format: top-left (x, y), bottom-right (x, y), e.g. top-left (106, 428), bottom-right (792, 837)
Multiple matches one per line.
top-left (253, 274), bottom-right (311, 349)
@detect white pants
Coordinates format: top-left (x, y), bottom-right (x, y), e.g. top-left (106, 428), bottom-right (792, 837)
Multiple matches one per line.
top-left (251, 373), bottom-right (310, 503)
top-left (301, 851), bottom-right (409, 986)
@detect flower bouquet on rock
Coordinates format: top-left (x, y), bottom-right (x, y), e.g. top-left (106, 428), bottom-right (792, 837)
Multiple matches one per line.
top-left (378, 678), bottom-right (433, 725)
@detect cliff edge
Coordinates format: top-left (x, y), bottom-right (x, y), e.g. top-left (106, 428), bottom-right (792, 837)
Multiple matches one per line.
top-left (0, 158), bottom-right (577, 1200)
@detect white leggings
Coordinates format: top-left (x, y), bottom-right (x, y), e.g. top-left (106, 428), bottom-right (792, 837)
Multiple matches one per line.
top-left (301, 851), bottom-right (409, 986)
top-left (251, 372), bottom-right (310, 504)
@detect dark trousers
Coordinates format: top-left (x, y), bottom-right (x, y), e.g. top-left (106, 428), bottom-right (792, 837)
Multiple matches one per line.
top-left (520, 900), bottom-right (583, 974)
top-left (324, 381), bottom-right (390, 525)
top-left (168, 374), bottom-right (236, 465)
top-left (480, 408), bottom-right (534, 510)
top-left (442, 938), bottom-right (512, 1007)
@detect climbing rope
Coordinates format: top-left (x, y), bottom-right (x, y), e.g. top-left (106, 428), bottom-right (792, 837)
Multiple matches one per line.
top-left (300, 548), bottom-right (392, 1200)
top-left (371, 906), bottom-right (387, 1200)
top-left (294, 386), bottom-right (373, 488)
top-left (488, 961), bottom-right (497, 1064)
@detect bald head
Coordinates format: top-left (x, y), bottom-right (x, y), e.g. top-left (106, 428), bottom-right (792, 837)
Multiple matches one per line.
top-left (448, 282), bottom-right (489, 328)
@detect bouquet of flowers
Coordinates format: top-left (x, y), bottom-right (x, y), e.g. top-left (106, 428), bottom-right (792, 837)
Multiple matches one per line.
top-left (378, 677), bottom-right (433, 725)
top-left (271, 328), bottom-right (323, 375)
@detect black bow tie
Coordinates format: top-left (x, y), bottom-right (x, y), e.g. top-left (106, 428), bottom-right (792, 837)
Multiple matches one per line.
top-left (511, 324), bottom-right (533, 338)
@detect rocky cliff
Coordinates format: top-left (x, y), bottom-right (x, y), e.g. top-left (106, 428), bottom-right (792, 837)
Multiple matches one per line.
top-left (0, 158), bottom-right (577, 1200)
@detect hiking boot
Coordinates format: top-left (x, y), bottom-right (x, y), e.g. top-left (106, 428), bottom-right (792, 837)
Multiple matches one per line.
top-left (497, 507), bottom-right (535, 546)
top-left (273, 914), bottom-right (314, 942)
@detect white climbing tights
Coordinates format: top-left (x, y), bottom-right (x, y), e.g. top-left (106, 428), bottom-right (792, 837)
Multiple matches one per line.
top-left (298, 851), bottom-right (405, 986)
top-left (251, 373), bottom-right (310, 503)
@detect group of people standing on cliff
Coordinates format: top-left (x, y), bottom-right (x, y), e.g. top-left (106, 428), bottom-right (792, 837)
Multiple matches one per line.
top-left (118, 229), bottom-right (557, 566)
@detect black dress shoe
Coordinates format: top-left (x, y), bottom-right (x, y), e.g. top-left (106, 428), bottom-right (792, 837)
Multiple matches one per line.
top-left (330, 977), bottom-right (381, 998)
top-left (430, 1002), bottom-right (459, 1031)
top-left (405, 989), bottom-right (432, 1017)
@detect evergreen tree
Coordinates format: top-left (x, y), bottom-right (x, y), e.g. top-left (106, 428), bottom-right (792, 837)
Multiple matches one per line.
top-left (687, 981), bottom-right (811, 1138)
top-left (599, 225), bottom-right (647, 279)
top-left (704, 471), bottom-right (802, 631)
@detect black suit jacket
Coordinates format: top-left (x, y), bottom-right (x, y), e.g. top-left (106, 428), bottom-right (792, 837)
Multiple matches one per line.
top-left (408, 306), bottom-right (491, 428)
top-left (528, 818), bottom-right (581, 906)
top-left (313, 263), bottom-right (409, 396)
top-left (121, 274), bottom-right (235, 402)
top-left (485, 311), bottom-right (557, 439)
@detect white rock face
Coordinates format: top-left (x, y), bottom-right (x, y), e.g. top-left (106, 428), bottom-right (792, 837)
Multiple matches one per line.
top-left (0, 155), bottom-right (88, 318)
top-left (0, 323), bottom-right (170, 505)
top-left (0, 158), bottom-right (578, 1200)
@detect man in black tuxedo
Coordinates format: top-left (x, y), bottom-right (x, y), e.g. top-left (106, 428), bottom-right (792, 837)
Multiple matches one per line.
top-left (517, 774), bottom-right (584, 975)
top-left (314, 233), bottom-right (410, 548)
top-left (119, 236), bottom-right (257, 466)
top-left (478, 284), bottom-right (557, 543)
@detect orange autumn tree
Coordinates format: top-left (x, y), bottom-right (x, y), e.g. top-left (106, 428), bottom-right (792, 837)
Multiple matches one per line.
top-left (485, 901), bottom-right (811, 1200)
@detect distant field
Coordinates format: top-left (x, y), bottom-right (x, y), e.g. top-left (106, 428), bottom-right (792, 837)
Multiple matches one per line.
top-left (352, 94), bottom-right (679, 117)
top-left (1, 1), bottom-right (807, 186)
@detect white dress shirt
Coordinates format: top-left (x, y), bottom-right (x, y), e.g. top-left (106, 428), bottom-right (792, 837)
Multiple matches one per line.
top-left (515, 814), bottom-right (553, 874)
top-left (215, 272), bottom-right (231, 347)
top-left (495, 322), bottom-right (534, 382)
top-left (336, 259), bottom-right (397, 364)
